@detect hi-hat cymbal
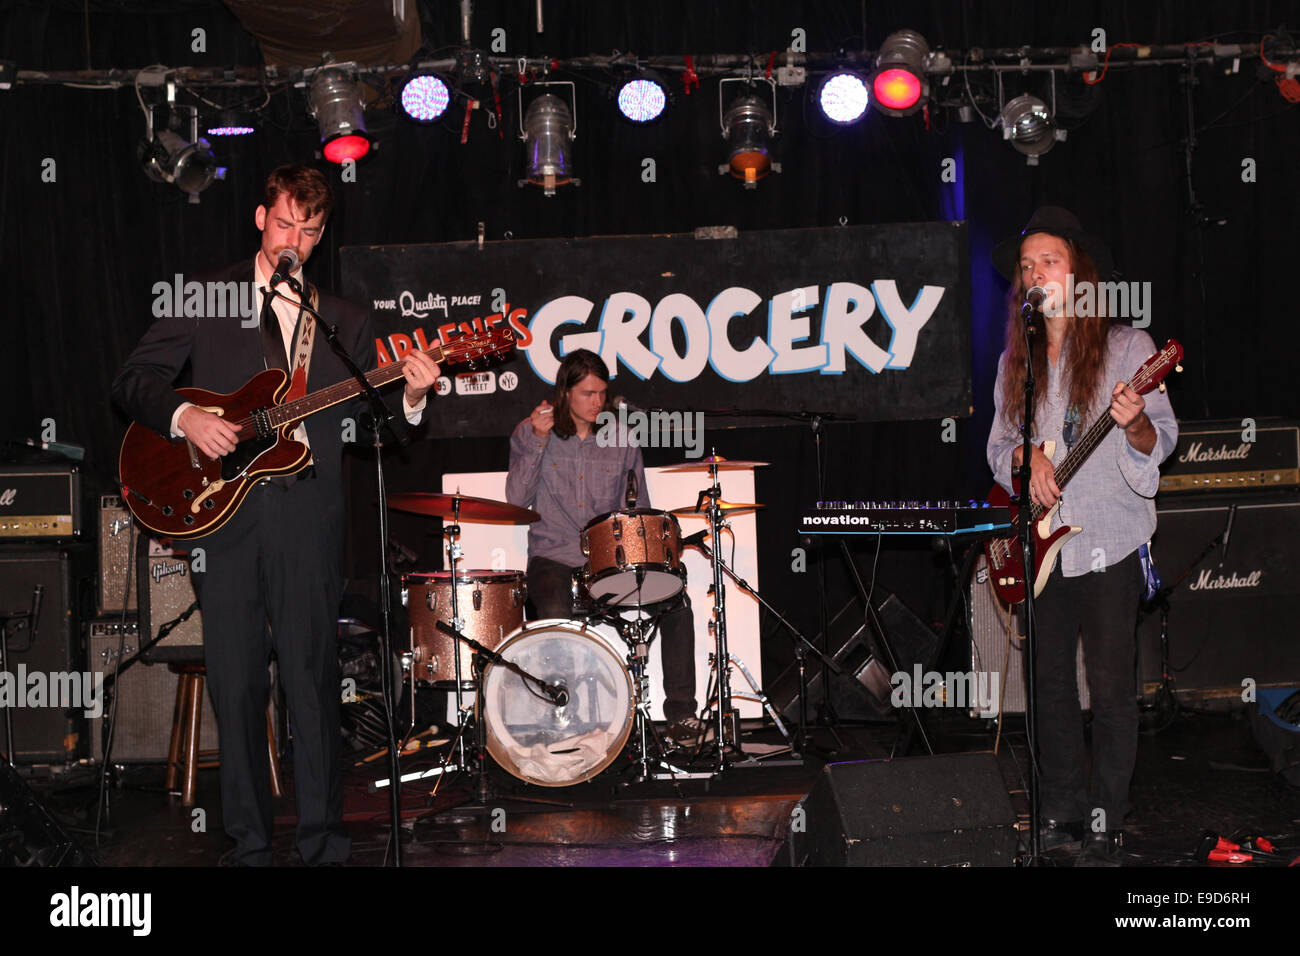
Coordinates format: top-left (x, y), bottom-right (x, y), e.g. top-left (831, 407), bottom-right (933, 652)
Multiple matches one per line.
top-left (670, 499), bottom-right (765, 518)
top-left (660, 455), bottom-right (770, 473)
top-left (387, 492), bottom-right (539, 524)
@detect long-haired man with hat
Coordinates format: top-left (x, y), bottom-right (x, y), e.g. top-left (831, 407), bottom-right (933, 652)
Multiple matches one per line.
top-left (987, 207), bottom-right (1178, 863)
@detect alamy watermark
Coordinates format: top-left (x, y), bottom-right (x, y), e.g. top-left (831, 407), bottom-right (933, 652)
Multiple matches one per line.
top-left (1039, 274), bottom-right (1152, 326)
top-left (595, 404), bottom-right (704, 459)
top-left (151, 275), bottom-right (261, 327)
top-left (890, 664), bottom-right (999, 712)
top-left (1, 666), bottom-right (104, 718)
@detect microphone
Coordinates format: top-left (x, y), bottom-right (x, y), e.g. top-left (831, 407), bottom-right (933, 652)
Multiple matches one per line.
top-left (625, 469), bottom-right (638, 509)
top-left (681, 529), bottom-right (710, 549)
top-left (1021, 286), bottom-right (1048, 319)
top-left (1219, 504), bottom-right (1237, 565)
top-left (270, 249), bottom-right (300, 288)
top-left (23, 438), bottom-right (85, 461)
top-left (545, 682), bottom-right (569, 707)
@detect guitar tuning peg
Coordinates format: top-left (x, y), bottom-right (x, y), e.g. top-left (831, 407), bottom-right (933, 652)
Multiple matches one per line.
top-left (1158, 383), bottom-right (1166, 392)
top-left (1175, 364), bottom-right (1183, 373)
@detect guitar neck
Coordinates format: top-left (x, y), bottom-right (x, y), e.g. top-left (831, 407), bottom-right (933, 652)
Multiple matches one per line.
top-left (264, 343), bottom-right (447, 429)
top-left (1024, 381), bottom-right (1127, 525)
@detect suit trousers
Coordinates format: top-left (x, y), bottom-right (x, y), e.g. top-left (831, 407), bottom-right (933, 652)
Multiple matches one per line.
top-left (189, 477), bottom-right (350, 865)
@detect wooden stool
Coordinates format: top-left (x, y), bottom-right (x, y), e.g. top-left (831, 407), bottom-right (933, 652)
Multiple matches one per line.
top-left (165, 662), bottom-right (283, 807)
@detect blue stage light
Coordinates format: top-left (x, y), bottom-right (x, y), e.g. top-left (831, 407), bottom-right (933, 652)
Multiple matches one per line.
top-left (401, 74), bottom-right (451, 123)
top-left (818, 73), bottom-right (869, 125)
top-left (617, 78), bottom-right (667, 123)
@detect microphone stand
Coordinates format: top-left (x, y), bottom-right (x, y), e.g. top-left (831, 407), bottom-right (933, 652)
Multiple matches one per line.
top-left (267, 280), bottom-right (408, 867)
top-left (1017, 299), bottom-right (1043, 865)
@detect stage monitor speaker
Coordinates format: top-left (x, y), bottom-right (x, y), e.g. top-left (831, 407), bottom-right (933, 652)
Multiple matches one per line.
top-left (769, 591), bottom-right (940, 722)
top-left (87, 618), bottom-right (219, 763)
top-left (138, 538), bottom-right (203, 661)
top-left (0, 759), bottom-right (92, 866)
top-left (968, 555), bottom-right (1090, 716)
top-left (1139, 495), bottom-right (1300, 703)
top-left (97, 495), bottom-right (138, 615)
top-left (0, 549), bottom-right (81, 763)
top-left (793, 752), bottom-right (1018, 866)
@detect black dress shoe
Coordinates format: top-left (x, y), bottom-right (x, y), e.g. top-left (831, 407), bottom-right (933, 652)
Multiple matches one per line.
top-left (1077, 829), bottom-right (1125, 866)
top-left (1036, 818), bottom-right (1083, 851)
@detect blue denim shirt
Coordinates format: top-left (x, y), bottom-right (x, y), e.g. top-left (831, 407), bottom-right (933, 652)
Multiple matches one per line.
top-left (987, 325), bottom-right (1179, 577)
top-left (506, 418), bottom-right (649, 566)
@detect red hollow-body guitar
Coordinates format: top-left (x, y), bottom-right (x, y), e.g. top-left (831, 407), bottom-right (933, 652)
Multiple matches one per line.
top-left (984, 339), bottom-right (1184, 605)
top-left (118, 329), bottom-right (515, 538)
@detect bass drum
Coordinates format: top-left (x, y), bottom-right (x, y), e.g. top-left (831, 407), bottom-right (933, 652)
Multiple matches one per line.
top-left (480, 619), bottom-right (634, 787)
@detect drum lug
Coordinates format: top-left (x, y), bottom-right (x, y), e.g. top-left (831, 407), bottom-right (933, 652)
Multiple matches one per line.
top-left (426, 591), bottom-right (437, 612)
top-left (512, 586), bottom-right (526, 607)
top-left (615, 545), bottom-right (626, 567)
top-left (401, 588), bottom-right (409, 607)
top-left (580, 531), bottom-right (590, 556)
top-left (473, 588), bottom-right (483, 611)
top-left (612, 518), bottom-right (622, 541)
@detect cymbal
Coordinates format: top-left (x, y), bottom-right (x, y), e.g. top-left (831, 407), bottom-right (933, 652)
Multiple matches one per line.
top-left (387, 492), bottom-right (539, 524)
top-left (659, 455), bottom-right (770, 473)
top-left (670, 499), bottom-right (765, 518)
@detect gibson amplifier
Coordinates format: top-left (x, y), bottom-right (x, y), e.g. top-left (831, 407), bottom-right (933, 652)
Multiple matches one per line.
top-left (1158, 420), bottom-right (1299, 494)
top-left (0, 465), bottom-right (81, 539)
top-left (138, 538), bottom-right (203, 659)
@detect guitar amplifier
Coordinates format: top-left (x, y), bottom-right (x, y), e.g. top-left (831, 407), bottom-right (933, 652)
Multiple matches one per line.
top-left (97, 496), bottom-right (138, 615)
top-left (968, 555), bottom-right (1090, 716)
top-left (86, 617), bottom-right (219, 763)
top-left (137, 538), bottom-right (203, 660)
top-left (1158, 419), bottom-right (1300, 494)
top-left (0, 465), bottom-right (81, 540)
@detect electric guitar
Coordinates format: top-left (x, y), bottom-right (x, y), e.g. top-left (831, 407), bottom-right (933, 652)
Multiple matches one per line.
top-left (118, 328), bottom-right (515, 538)
top-left (984, 339), bottom-right (1183, 605)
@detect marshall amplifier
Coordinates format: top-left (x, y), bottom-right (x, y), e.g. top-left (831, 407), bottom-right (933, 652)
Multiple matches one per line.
top-left (138, 538), bottom-right (203, 660)
top-left (0, 465), bottom-right (81, 539)
top-left (1159, 419), bottom-right (1299, 494)
top-left (1139, 495), bottom-right (1300, 703)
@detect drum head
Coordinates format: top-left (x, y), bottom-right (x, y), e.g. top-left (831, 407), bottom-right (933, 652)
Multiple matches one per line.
top-left (481, 620), bottom-right (633, 787)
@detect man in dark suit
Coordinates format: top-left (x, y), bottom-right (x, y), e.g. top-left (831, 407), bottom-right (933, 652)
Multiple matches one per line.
top-left (113, 165), bottom-right (439, 865)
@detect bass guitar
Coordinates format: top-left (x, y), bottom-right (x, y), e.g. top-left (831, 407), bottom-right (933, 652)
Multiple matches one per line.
top-left (984, 339), bottom-right (1183, 605)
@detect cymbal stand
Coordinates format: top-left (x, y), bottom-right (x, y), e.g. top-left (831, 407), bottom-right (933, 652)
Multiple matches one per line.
top-left (443, 496), bottom-right (470, 772)
top-left (696, 453), bottom-right (740, 771)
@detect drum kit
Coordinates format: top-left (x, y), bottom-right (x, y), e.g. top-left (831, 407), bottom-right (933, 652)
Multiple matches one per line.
top-left (384, 453), bottom-right (792, 792)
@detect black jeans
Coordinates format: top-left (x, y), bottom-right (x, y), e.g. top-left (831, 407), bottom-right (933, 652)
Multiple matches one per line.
top-left (1031, 549), bottom-right (1142, 830)
top-left (526, 556), bottom-right (697, 724)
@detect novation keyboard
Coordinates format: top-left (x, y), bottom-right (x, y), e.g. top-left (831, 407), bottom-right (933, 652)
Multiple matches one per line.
top-left (799, 500), bottom-right (1011, 536)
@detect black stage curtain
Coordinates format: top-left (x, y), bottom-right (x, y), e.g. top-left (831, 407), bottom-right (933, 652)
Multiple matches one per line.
top-left (4, 0), bottom-right (1297, 679)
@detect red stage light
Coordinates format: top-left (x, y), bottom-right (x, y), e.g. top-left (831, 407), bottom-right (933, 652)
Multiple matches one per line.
top-left (323, 134), bottom-right (370, 164)
top-left (873, 69), bottom-right (922, 112)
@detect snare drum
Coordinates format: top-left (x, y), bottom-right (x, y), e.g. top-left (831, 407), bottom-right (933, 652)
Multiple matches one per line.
top-left (580, 509), bottom-right (684, 607)
top-left (480, 619), bottom-right (634, 787)
top-left (402, 570), bottom-right (527, 685)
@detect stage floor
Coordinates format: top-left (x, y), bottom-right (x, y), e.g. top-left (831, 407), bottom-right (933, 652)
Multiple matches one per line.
top-left (17, 705), bottom-right (1300, 868)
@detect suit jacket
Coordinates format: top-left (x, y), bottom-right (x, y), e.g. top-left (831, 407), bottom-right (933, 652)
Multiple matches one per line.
top-left (112, 259), bottom-right (398, 544)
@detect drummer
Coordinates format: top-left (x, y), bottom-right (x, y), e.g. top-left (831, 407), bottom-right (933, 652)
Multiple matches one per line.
top-left (505, 349), bottom-right (706, 747)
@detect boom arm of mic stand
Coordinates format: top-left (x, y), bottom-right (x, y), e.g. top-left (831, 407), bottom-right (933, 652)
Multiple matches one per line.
top-left (433, 620), bottom-right (565, 705)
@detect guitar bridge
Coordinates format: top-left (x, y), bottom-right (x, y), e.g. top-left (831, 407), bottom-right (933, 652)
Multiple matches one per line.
top-left (252, 407), bottom-right (273, 439)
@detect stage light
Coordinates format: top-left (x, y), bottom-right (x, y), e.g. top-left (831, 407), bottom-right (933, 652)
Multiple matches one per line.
top-left (205, 109), bottom-right (254, 137)
top-left (520, 93), bottom-right (577, 196)
top-left (400, 73), bottom-right (451, 123)
top-left (616, 76), bottom-right (668, 123)
top-left (718, 80), bottom-right (780, 188)
top-left (999, 93), bottom-right (1057, 161)
top-left (309, 64), bottom-right (371, 164)
top-left (871, 30), bottom-right (930, 116)
top-left (139, 106), bottom-right (225, 203)
top-left (818, 72), bottom-right (870, 124)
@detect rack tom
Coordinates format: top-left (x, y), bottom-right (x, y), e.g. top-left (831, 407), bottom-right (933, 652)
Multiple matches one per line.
top-left (402, 570), bottom-right (527, 685)
top-left (580, 509), bottom-right (684, 607)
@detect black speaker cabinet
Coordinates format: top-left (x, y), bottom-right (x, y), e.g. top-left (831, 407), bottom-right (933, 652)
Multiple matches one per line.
top-left (0, 549), bottom-right (81, 763)
top-left (0, 759), bottom-right (91, 866)
top-left (769, 591), bottom-right (939, 722)
top-left (1140, 495), bottom-right (1300, 703)
top-left (795, 752), bottom-right (1018, 866)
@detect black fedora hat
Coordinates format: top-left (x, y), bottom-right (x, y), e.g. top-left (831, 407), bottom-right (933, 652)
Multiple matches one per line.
top-left (991, 206), bottom-right (1115, 281)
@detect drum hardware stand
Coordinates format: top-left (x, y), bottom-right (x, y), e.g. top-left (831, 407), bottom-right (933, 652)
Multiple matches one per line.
top-left (611, 612), bottom-right (703, 783)
top-left (693, 451), bottom-right (741, 772)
